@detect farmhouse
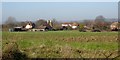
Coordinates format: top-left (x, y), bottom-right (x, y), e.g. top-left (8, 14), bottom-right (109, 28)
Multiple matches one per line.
top-left (25, 22), bottom-right (35, 29)
top-left (110, 22), bottom-right (119, 31)
top-left (72, 22), bottom-right (79, 29)
top-left (32, 26), bottom-right (46, 31)
top-left (35, 25), bottom-right (52, 31)
top-left (31, 20), bottom-right (53, 31)
top-left (61, 22), bottom-right (79, 29)
top-left (25, 22), bottom-right (33, 29)
top-left (40, 20), bottom-right (53, 30)
top-left (9, 21), bottom-right (35, 32)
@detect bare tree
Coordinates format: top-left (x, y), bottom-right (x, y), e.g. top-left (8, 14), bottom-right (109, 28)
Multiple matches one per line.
top-left (83, 20), bottom-right (94, 28)
top-left (93, 15), bottom-right (108, 30)
top-left (35, 19), bottom-right (47, 28)
top-left (5, 16), bottom-right (17, 28)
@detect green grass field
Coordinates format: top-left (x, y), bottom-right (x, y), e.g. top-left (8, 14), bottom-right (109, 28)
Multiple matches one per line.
top-left (2, 31), bottom-right (119, 58)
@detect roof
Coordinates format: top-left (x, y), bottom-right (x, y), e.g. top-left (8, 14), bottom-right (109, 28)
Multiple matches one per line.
top-left (111, 22), bottom-right (118, 26)
top-left (72, 22), bottom-right (79, 26)
top-left (62, 22), bottom-right (79, 26)
top-left (38, 26), bottom-right (47, 29)
top-left (62, 22), bottom-right (72, 24)
top-left (14, 27), bottom-right (22, 28)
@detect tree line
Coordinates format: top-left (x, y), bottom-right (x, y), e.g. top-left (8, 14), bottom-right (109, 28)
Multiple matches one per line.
top-left (2, 15), bottom-right (114, 31)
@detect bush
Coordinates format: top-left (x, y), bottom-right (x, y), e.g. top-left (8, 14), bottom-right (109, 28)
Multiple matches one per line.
top-left (2, 42), bottom-right (27, 60)
top-left (92, 29), bottom-right (101, 32)
top-left (79, 29), bottom-right (86, 32)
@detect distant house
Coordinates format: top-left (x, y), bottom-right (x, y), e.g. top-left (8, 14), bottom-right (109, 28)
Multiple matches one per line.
top-left (71, 22), bottom-right (79, 29)
top-left (25, 22), bottom-right (35, 29)
top-left (62, 23), bottom-right (72, 27)
top-left (32, 26), bottom-right (47, 31)
top-left (33, 20), bottom-right (53, 31)
top-left (42, 20), bottom-right (53, 30)
top-left (61, 22), bottom-right (79, 29)
top-left (9, 21), bottom-right (35, 32)
top-left (37, 25), bottom-right (52, 31)
top-left (84, 26), bottom-right (90, 29)
top-left (110, 22), bottom-right (119, 31)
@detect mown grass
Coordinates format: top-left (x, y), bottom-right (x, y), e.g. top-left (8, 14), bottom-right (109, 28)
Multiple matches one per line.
top-left (2, 31), bottom-right (119, 58)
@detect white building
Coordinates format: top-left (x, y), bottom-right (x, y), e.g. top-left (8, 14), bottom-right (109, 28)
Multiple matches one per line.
top-left (25, 22), bottom-right (33, 29)
top-left (61, 22), bottom-right (79, 29)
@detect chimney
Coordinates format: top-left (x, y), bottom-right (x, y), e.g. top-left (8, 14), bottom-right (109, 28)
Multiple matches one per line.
top-left (49, 20), bottom-right (53, 27)
top-left (47, 20), bottom-right (49, 24)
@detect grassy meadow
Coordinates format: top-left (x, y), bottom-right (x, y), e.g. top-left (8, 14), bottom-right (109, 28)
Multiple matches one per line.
top-left (2, 31), bottom-right (119, 58)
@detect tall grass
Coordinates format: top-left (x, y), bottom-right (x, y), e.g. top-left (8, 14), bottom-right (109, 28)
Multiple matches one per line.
top-left (2, 31), bottom-right (118, 58)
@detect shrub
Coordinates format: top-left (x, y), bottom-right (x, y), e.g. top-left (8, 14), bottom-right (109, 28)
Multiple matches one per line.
top-left (2, 42), bottom-right (27, 60)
